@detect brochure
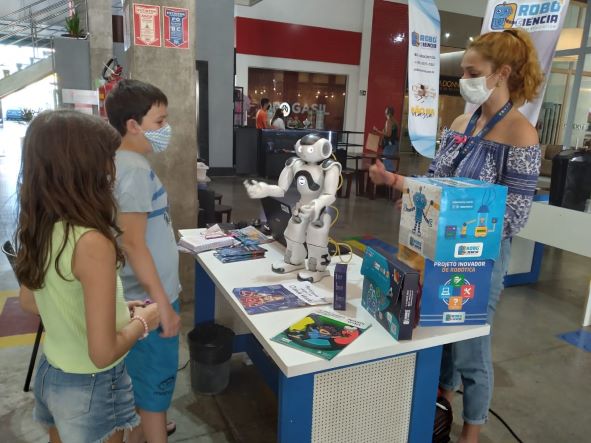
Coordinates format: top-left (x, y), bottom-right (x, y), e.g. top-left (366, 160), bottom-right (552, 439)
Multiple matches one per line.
top-left (230, 226), bottom-right (273, 246)
top-left (232, 282), bottom-right (328, 315)
top-left (271, 310), bottom-right (372, 360)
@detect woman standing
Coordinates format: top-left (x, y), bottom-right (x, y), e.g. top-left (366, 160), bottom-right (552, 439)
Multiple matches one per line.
top-left (370, 29), bottom-right (543, 443)
top-left (373, 106), bottom-right (399, 171)
top-left (16, 110), bottom-right (160, 443)
top-left (271, 108), bottom-right (286, 130)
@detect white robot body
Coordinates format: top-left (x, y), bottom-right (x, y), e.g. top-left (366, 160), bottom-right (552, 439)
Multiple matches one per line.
top-left (244, 134), bottom-right (341, 282)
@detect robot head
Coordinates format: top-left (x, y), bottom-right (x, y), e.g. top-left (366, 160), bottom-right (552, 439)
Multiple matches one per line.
top-left (295, 134), bottom-right (332, 163)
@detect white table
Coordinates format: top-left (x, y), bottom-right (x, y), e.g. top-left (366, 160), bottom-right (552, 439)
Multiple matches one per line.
top-left (513, 201), bottom-right (591, 326)
top-left (193, 240), bottom-right (489, 443)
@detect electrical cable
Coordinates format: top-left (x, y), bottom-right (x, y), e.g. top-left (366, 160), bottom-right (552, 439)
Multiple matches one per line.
top-left (327, 205), bottom-right (353, 264)
top-left (177, 359), bottom-right (189, 372)
top-left (456, 390), bottom-right (523, 443)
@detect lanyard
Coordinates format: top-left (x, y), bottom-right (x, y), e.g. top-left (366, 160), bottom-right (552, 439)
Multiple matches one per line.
top-left (464, 100), bottom-right (513, 141)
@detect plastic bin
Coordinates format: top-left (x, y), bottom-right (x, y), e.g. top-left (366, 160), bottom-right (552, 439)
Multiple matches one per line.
top-left (187, 323), bottom-right (235, 395)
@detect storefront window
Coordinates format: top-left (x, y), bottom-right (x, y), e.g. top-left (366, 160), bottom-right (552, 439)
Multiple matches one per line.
top-left (247, 68), bottom-right (347, 131)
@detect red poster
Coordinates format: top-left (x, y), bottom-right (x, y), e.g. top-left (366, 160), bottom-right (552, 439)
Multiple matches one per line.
top-left (133, 3), bottom-right (161, 47)
top-left (163, 7), bottom-right (189, 49)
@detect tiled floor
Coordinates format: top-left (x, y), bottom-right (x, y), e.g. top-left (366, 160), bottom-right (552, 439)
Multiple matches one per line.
top-left (0, 122), bottom-right (590, 442)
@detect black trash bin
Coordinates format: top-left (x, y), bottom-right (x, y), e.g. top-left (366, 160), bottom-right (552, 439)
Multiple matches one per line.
top-left (187, 323), bottom-right (235, 395)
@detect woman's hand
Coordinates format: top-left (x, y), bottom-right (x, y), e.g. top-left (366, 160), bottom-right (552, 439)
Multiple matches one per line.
top-left (369, 159), bottom-right (393, 186)
top-left (132, 303), bottom-right (160, 331)
top-left (126, 300), bottom-right (144, 317)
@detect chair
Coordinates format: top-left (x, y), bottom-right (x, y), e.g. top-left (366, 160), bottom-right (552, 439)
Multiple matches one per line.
top-left (337, 169), bottom-right (354, 199)
top-left (356, 133), bottom-right (381, 195)
top-left (2, 240), bottom-right (43, 393)
top-left (198, 189), bottom-right (232, 227)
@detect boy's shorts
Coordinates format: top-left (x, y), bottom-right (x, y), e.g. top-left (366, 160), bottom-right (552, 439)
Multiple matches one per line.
top-left (125, 299), bottom-right (180, 412)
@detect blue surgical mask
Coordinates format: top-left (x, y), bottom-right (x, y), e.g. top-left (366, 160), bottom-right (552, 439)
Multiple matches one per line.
top-left (144, 124), bottom-right (172, 153)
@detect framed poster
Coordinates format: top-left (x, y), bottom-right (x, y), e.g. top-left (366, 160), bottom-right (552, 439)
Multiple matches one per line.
top-left (133, 3), bottom-right (161, 47)
top-left (163, 6), bottom-right (189, 49)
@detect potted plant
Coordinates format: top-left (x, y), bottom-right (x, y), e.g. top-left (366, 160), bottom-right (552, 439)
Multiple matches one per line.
top-left (63, 11), bottom-right (86, 38)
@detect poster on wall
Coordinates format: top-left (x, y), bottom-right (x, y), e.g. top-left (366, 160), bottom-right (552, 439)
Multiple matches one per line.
top-left (407, 0), bottom-right (441, 159)
top-left (477, 0), bottom-right (570, 125)
top-left (133, 3), bottom-right (161, 47)
top-left (163, 6), bottom-right (189, 49)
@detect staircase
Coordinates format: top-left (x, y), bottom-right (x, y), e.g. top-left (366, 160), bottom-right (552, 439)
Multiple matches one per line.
top-left (0, 0), bottom-right (88, 99)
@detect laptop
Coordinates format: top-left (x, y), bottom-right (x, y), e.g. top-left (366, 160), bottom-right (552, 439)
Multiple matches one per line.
top-left (261, 197), bottom-right (292, 246)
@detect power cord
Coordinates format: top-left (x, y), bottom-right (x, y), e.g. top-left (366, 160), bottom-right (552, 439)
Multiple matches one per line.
top-left (456, 390), bottom-right (523, 443)
top-left (177, 359), bottom-right (189, 372)
top-left (327, 205), bottom-right (353, 264)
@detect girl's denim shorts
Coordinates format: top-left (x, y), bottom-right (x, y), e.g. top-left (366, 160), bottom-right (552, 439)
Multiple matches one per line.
top-left (33, 354), bottom-right (140, 443)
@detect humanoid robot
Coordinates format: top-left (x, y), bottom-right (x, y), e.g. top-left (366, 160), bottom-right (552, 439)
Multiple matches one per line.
top-left (244, 134), bottom-right (341, 282)
top-left (404, 186), bottom-right (434, 236)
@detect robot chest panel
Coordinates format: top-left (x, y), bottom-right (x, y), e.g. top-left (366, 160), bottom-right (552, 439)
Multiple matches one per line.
top-left (295, 165), bottom-right (324, 196)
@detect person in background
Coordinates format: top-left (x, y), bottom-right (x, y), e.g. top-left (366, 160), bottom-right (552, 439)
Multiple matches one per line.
top-left (271, 108), bottom-right (285, 130)
top-left (372, 105), bottom-right (399, 172)
top-left (16, 110), bottom-right (160, 443)
top-left (369, 29), bottom-right (543, 443)
top-left (256, 98), bottom-right (271, 129)
top-left (106, 80), bottom-right (181, 443)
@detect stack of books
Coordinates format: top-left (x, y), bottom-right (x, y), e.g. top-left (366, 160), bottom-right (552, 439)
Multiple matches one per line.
top-left (214, 244), bottom-right (267, 263)
top-left (178, 228), bottom-right (236, 254)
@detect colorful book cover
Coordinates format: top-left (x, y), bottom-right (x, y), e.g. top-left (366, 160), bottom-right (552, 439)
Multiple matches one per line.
top-left (214, 244), bottom-right (267, 263)
top-left (232, 282), bottom-right (328, 315)
top-left (271, 310), bottom-right (371, 360)
top-left (230, 226), bottom-right (273, 246)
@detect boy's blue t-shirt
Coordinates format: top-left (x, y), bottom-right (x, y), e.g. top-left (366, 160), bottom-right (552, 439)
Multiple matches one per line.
top-left (114, 150), bottom-right (180, 303)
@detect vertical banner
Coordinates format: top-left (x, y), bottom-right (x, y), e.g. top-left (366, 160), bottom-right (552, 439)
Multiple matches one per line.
top-left (407, 0), bottom-right (441, 159)
top-left (163, 7), bottom-right (190, 49)
top-left (479, 0), bottom-right (570, 124)
top-left (133, 3), bottom-right (161, 47)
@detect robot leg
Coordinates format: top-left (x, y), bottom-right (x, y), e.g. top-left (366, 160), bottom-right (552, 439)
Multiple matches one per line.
top-left (272, 215), bottom-right (307, 274)
top-left (298, 212), bottom-right (331, 283)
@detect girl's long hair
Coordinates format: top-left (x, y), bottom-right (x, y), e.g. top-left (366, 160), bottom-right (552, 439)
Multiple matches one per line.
top-left (15, 110), bottom-right (124, 289)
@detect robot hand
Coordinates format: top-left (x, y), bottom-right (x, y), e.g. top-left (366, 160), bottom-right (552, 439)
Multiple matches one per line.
top-left (243, 180), bottom-right (270, 199)
top-left (299, 200), bottom-right (322, 222)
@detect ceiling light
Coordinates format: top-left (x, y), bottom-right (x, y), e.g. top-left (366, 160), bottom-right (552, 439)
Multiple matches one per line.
top-left (469, 36), bottom-right (474, 42)
top-left (445, 32), bottom-right (450, 38)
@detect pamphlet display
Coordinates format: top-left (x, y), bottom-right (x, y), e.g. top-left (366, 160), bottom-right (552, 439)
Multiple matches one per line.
top-left (271, 310), bottom-right (371, 360)
top-left (420, 259), bottom-right (494, 326)
top-left (361, 247), bottom-right (419, 341)
top-left (399, 177), bottom-right (507, 262)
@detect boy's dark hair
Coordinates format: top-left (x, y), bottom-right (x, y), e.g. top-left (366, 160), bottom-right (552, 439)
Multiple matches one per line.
top-left (105, 79), bottom-right (168, 136)
top-left (260, 98), bottom-right (269, 108)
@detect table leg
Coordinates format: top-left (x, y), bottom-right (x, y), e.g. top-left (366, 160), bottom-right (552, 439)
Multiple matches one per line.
top-left (408, 345), bottom-right (443, 443)
top-left (277, 371), bottom-right (314, 443)
top-left (194, 261), bottom-right (216, 325)
top-left (583, 280), bottom-right (591, 327)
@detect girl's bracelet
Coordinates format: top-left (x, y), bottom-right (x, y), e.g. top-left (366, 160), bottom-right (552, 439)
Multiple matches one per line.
top-left (131, 315), bottom-right (149, 340)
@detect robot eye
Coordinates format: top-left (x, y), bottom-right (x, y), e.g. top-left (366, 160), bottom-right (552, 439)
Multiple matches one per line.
top-left (307, 146), bottom-right (314, 154)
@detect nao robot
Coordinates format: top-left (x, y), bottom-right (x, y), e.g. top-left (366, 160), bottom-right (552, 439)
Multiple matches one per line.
top-left (244, 134), bottom-right (341, 283)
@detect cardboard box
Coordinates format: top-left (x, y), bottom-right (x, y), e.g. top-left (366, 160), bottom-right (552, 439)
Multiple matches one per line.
top-left (399, 177), bottom-right (507, 262)
top-left (420, 259), bottom-right (494, 326)
top-left (361, 247), bottom-right (419, 340)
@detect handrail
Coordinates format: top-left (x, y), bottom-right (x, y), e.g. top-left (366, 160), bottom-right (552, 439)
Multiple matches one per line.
top-left (0, 0), bottom-right (55, 22)
top-left (0, 0), bottom-right (75, 36)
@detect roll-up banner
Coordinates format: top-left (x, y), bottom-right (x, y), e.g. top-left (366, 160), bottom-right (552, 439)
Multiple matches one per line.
top-left (478, 0), bottom-right (570, 124)
top-left (407, 0), bottom-right (441, 159)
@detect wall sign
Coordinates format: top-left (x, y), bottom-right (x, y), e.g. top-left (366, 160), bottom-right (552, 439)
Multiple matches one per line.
top-left (163, 6), bottom-right (189, 49)
top-left (133, 3), bottom-right (161, 47)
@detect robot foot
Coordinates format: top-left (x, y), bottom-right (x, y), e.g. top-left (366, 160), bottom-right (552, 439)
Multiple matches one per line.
top-left (272, 262), bottom-right (305, 274)
top-left (297, 270), bottom-right (330, 283)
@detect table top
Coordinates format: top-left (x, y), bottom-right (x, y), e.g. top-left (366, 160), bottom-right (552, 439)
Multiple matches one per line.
top-left (517, 201), bottom-right (591, 258)
top-left (196, 240), bottom-right (490, 378)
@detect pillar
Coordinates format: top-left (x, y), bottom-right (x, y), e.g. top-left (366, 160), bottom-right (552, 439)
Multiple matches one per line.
top-left (84, 0), bottom-right (114, 87)
top-left (123, 0), bottom-right (198, 302)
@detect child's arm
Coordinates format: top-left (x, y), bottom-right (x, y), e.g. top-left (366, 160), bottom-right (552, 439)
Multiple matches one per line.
top-left (119, 212), bottom-right (181, 338)
top-left (75, 231), bottom-right (160, 369)
top-left (19, 286), bottom-right (39, 315)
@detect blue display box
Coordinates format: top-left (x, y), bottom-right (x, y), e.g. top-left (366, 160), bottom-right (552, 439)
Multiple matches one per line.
top-left (399, 177), bottom-right (507, 262)
top-left (420, 259), bottom-right (494, 326)
top-left (361, 247), bottom-right (419, 340)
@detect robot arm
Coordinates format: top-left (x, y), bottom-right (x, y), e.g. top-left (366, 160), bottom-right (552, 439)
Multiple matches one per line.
top-left (299, 160), bottom-right (341, 221)
top-left (243, 157), bottom-right (301, 199)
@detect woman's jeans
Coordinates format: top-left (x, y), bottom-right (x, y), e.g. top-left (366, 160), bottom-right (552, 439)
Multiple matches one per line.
top-left (383, 141), bottom-right (399, 172)
top-left (439, 238), bottom-right (511, 425)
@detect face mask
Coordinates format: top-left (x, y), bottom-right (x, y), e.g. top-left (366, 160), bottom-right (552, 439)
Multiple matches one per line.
top-left (144, 124), bottom-right (172, 153)
top-left (459, 74), bottom-right (496, 105)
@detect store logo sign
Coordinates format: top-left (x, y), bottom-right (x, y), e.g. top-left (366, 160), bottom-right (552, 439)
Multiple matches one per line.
top-left (279, 102), bottom-right (291, 117)
top-left (411, 31), bottom-right (437, 49)
top-left (454, 243), bottom-right (483, 258)
top-left (491, 1), bottom-right (563, 31)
